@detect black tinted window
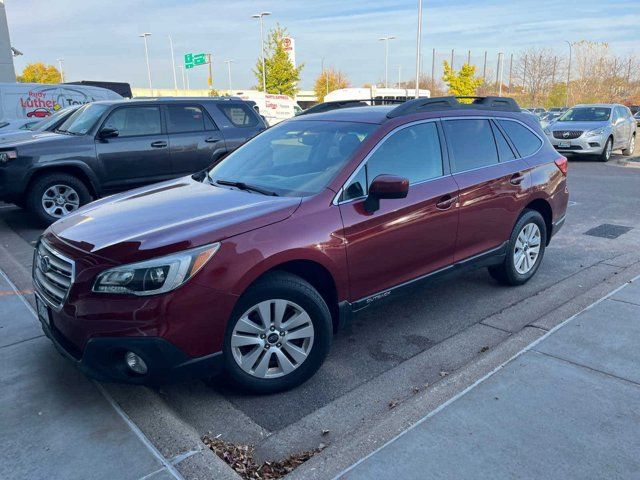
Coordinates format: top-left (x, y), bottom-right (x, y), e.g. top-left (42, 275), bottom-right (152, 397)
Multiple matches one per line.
top-left (218, 104), bottom-right (259, 127)
top-left (492, 123), bottom-right (516, 161)
top-left (444, 119), bottom-right (498, 172)
top-left (498, 120), bottom-right (542, 157)
top-left (167, 105), bottom-right (215, 133)
top-left (103, 107), bottom-right (161, 137)
top-left (366, 122), bottom-right (443, 185)
top-left (342, 167), bottom-right (367, 201)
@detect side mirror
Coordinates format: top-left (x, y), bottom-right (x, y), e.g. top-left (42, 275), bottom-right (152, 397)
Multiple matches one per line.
top-left (99, 127), bottom-right (119, 139)
top-left (364, 174), bottom-right (409, 213)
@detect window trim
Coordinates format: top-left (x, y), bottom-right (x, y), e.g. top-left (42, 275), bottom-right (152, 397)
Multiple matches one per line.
top-left (98, 105), bottom-right (164, 139)
top-left (333, 118), bottom-right (446, 205)
top-left (163, 103), bottom-right (218, 134)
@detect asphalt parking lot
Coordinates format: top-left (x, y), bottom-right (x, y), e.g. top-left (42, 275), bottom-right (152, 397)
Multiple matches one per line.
top-left (1, 146), bottom-right (639, 466)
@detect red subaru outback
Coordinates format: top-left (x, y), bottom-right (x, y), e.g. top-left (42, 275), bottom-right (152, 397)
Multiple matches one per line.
top-left (34, 97), bottom-right (568, 393)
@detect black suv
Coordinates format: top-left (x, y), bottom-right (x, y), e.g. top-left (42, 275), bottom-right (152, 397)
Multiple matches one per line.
top-left (0, 97), bottom-right (266, 223)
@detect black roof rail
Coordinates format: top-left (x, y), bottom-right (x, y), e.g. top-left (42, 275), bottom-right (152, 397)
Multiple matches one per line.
top-left (386, 96), bottom-right (521, 118)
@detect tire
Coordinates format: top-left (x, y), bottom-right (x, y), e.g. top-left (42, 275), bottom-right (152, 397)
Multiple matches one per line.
top-left (26, 173), bottom-right (92, 224)
top-left (598, 137), bottom-right (613, 162)
top-left (622, 133), bottom-right (636, 156)
top-left (488, 209), bottom-right (547, 286)
top-left (222, 272), bottom-right (332, 394)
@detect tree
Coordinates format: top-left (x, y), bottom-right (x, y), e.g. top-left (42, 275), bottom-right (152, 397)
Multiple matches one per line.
top-left (514, 48), bottom-right (561, 106)
top-left (442, 61), bottom-right (482, 99)
top-left (17, 63), bottom-right (62, 83)
top-left (253, 24), bottom-right (304, 96)
top-left (314, 67), bottom-right (349, 102)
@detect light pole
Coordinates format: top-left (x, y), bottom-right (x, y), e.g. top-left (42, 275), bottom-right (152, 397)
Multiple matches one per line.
top-left (57, 58), bottom-right (65, 83)
top-left (168, 35), bottom-right (178, 92)
top-left (252, 12), bottom-right (271, 93)
top-left (396, 65), bottom-right (402, 87)
top-left (224, 60), bottom-right (234, 90)
top-left (379, 36), bottom-right (395, 89)
top-left (414, 0), bottom-right (423, 98)
top-left (139, 33), bottom-right (153, 92)
top-left (564, 40), bottom-right (572, 107)
top-left (497, 52), bottom-right (504, 96)
top-left (177, 65), bottom-right (186, 89)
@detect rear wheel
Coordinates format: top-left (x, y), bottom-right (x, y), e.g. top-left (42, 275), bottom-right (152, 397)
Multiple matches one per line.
top-left (26, 173), bottom-right (91, 224)
top-left (488, 209), bottom-right (547, 286)
top-left (598, 137), bottom-right (613, 162)
top-left (622, 133), bottom-right (635, 156)
top-left (222, 272), bottom-right (332, 394)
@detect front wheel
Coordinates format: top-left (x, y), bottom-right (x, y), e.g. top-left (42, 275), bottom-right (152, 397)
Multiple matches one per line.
top-left (622, 133), bottom-right (635, 156)
top-left (598, 137), bottom-right (613, 162)
top-left (488, 209), bottom-right (547, 286)
top-left (222, 272), bottom-right (332, 394)
top-left (26, 173), bottom-right (91, 224)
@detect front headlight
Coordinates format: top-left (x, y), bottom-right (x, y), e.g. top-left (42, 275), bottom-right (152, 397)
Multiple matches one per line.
top-left (585, 128), bottom-right (605, 138)
top-left (0, 150), bottom-right (17, 164)
top-left (93, 243), bottom-right (220, 295)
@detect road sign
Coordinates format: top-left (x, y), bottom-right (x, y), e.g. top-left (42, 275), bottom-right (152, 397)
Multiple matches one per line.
top-left (184, 53), bottom-right (209, 69)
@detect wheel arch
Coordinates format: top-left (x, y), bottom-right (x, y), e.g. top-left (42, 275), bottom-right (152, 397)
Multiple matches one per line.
top-left (26, 162), bottom-right (100, 198)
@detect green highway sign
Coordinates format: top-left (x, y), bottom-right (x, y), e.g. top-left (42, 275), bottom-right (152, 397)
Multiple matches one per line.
top-left (184, 53), bottom-right (209, 69)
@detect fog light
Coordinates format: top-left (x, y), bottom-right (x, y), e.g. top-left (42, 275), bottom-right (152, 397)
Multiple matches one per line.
top-left (124, 351), bottom-right (148, 375)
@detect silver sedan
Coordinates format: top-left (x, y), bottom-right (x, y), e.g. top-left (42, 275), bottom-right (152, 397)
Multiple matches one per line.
top-left (543, 104), bottom-right (636, 161)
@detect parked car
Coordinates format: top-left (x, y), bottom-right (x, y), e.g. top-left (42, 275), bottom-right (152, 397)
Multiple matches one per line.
top-left (539, 111), bottom-right (562, 129)
top-left (0, 97), bottom-right (266, 222)
top-left (634, 111), bottom-right (640, 127)
top-left (0, 105), bottom-right (80, 142)
top-left (34, 96), bottom-right (568, 393)
top-left (529, 107), bottom-right (546, 117)
top-left (298, 100), bottom-right (369, 116)
top-left (543, 104), bottom-right (636, 161)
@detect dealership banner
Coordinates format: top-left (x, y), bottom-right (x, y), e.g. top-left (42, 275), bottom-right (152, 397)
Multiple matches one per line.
top-left (282, 37), bottom-right (296, 67)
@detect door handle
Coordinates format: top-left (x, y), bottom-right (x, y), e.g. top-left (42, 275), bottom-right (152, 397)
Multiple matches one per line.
top-left (510, 173), bottom-right (525, 185)
top-left (205, 137), bottom-right (221, 143)
top-left (151, 141), bottom-right (167, 148)
top-left (436, 194), bottom-right (458, 210)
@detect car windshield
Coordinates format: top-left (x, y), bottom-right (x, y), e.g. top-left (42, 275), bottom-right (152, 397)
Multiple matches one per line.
top-left (57, 103), bottom-right (109, 135)
top-left (29, 107), bottom-right (77, 131)
top-left (208, 120), bottom-right (376, 197)
top-left (558, 107), bottom-right (611, 122)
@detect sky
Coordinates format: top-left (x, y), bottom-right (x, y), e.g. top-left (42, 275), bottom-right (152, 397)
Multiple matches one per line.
top-left (5, 0), bottom-right (639, 91)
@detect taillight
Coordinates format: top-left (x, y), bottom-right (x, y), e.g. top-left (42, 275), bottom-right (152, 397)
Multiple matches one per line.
top-left (554, 156), bottom-right (568, 176)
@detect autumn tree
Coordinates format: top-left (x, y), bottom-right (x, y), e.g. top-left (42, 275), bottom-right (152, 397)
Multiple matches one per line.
top-left (17, 63), bottom-right (62, 83)
top-left (514, 48), bottom-right (561, 106)
top-left (314, 67), bottom-right (349, 102)
top-left (253, 24), bottom-right (304, 96)
top-left (442, 61), bottom-right (482, 99)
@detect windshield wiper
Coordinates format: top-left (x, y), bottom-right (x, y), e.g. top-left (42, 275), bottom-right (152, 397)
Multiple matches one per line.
top-left (215, 179), bottom-right (279, 196)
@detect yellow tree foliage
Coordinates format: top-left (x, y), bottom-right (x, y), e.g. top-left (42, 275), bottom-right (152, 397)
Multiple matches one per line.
top-left (314, 68), bottom-right (350, 102)
top-left (17, 63), bottom-right (62, 84)
top-left (442, 61), bottom-right (482, 100)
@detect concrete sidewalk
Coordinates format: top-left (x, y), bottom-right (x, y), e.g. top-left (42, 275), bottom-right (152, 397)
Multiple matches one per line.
top-left (339, 278), bottom-right (640, 480)
top-left (0, 270), bottom-right (182, 480)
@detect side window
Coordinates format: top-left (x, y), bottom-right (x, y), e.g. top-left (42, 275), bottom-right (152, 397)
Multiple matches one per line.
top-left (498, 120), bottom-right (542, 157)
top-left (218, 104), bottom-right (259, 127)
top-left (491, 123), bottom-right (516, 161)
top-left (102, 107), bottom-right (161, 137)
top-left (342, 167), bottom-right (367, 201)
top-left (366, 122), bottom-right (443, 185)
top-left (444, 119), bottom-right (498, 172)
top-left (166, 105), bottom-right (216, 133)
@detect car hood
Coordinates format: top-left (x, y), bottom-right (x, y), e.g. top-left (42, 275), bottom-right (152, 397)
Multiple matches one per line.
top-left (49, 176), bottom-right (302, 264)
top-left (548, 120), bottom-right (609, 132)
top-left (0, 131), bottom-right (70, 148)
top-left (0, 130), bottom-right (43, 144)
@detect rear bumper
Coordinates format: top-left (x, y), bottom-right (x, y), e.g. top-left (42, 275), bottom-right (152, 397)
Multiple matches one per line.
top-left (38, 309), bottom-right (223, 384)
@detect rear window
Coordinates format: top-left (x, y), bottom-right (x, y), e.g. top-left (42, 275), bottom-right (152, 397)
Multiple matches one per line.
top-left (443, 119), bottom-right (499, 172)
top-left (498, 120), bottom-right (542, 157)
top-left (218, 104), bottom-right (259, 127)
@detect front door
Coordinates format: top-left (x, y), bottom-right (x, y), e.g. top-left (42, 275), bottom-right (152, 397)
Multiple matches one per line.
top-left (164, 103), bottom-right (227, 175)
top-left (95, 105), bottom-right (172, 192)
top-left (338, 120), bottom-right (459, 301)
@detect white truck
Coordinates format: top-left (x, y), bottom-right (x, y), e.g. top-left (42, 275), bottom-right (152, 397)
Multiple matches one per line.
top-left (0, 82), bottom-right (121, 131)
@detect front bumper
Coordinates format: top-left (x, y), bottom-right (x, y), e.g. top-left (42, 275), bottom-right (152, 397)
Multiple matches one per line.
top-left (37, 297), bottom-right (224, 384)
top-left (547, 134), bottom-right (606, 155)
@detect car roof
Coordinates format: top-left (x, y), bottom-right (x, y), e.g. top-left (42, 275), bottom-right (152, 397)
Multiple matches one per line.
top-left (572, 104), bottom-right (617, 108)
top-left (90, 97), bottom-right (245, 107)
top-left (293, 106), bottom-right (395, 124)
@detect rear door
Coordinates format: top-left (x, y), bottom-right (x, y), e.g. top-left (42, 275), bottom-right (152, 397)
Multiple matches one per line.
top-left (164, 103), bottom-right (226, 175)
top-left (95, 105), bottom-right (172, 192)
top-left (338, 120), bottom-right (459, 300)
top-left (443, 117), bottom-right (533, 262)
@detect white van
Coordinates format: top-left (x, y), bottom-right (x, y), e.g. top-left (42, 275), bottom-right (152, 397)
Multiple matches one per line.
top-left (0, 82), bottom-right (121, 131)
top-left (325, 86), bottom-right (431, 104)
top-left (230, 90), bottom-right (301, 126)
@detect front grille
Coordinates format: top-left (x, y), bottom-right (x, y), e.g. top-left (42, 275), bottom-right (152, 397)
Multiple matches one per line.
top-left (553, 130), bottom-right (583, 139)
top-left (33, 240), bottom-right (75, 308)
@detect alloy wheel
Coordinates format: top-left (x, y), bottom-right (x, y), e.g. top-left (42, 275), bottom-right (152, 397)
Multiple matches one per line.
top-left (41, 184), bottom-right (80, 218)
top-left (514, 223), bottom-right (541, 275)
top-left (604, 140), bottom-right (613, 160)
top-left (230, 299), bottom-right (315, 379)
